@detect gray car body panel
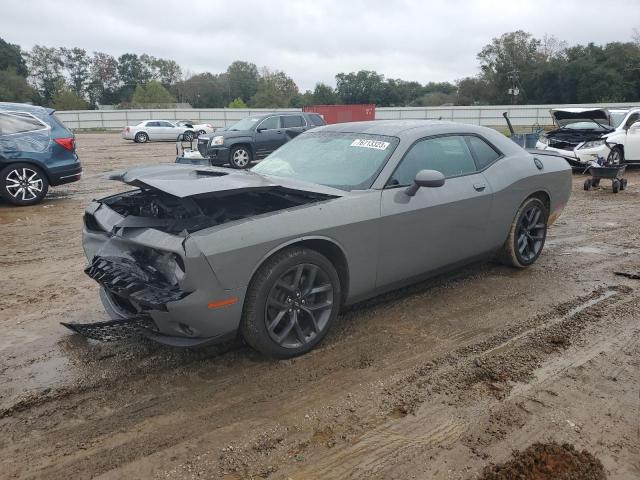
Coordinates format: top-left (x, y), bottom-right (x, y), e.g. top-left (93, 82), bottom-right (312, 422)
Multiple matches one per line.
top-left (82, 120), bottom-right (571, 345)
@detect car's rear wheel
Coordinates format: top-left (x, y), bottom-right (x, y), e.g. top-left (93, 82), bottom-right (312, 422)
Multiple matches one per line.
top-left (241, 247), bottom-right (341, 358)
top-left (198, 129), bottom-right (207, 136)
top-left (0, 163), bottom-right (49, 206)
top-left (134, 132), bottom-right (148, 143)
top-left (229, 146), bottom-right (252, 169)
top-left (608, 146), bottom-right (624, 165)
top-left (499, 197), bottom-right (548, 268)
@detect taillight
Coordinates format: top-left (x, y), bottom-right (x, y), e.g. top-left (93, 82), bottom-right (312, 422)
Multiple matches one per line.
top-left (54, 137), bottom-right (75, 151)
top-left (125, 127), bottom-right (130, 132)
top-left (206, 124), bottom-right (212, 128)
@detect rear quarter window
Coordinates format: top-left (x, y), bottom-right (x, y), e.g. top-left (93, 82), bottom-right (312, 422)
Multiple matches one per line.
top-left (309, 114), bottom-right (326, 126)
top-left (0, 112), bottom-right (48, 135)
top-left (466, 135), bottom-right (502, 170)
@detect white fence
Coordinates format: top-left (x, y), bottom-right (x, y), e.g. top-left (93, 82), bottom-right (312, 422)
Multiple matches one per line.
top-left (56, 102), bottom-right (640, 131)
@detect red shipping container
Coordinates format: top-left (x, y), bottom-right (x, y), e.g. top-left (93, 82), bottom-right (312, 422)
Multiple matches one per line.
top-left (303, 104), bottom-right (375, 124)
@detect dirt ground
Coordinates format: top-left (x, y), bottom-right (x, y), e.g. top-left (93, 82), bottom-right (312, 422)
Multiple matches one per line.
top-left (1, 133), bottom-right (639, 480)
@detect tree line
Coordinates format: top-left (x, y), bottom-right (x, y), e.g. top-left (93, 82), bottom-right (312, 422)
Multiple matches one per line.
top-left (1, 30), bottom-right (639, 110)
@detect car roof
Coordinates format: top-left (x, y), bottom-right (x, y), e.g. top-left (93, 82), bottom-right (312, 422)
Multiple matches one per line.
top-left (313, 120), bottom-right (489, 137)
top-left (0, 102), bottom-right (54, 115)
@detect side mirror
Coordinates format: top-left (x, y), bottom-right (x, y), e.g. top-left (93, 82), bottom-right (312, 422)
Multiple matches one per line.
top-left (405, 169), bottom-right (445, 196)
top-left (629, 121), bottom-right (640, 131)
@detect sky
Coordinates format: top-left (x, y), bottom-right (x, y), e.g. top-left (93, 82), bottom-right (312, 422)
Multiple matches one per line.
top-left (2, 0), bottom-right (639, 91)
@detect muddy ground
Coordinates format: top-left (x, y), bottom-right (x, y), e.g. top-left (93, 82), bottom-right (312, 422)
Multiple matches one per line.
top-left (0, 133), bottom-right (639, 479)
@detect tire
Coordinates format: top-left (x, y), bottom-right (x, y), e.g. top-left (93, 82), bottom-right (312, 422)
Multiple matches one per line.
top-left (0, 163), bottom-right (49, 206)
top-left (608, 146), bottom-right (624, 165)
top-left (612, 179), bottom-right (620, 193)
top-left (621, 178), bottom-right (628, 190)
top-left (229, 146), bottom-right (252, 169)
top-left (241, 247), bottom-right (341, 358)
top-left (584, 179), bottom-right (592, 191)
top-left (198, 129), bottom-right (207, 136)
top-left (183, 131), bottom-right (194, 142)
top-left (498, 197), bottom-right (548, 268)
top-left (134, 132), bottom-right (148, 143)
top-left (592, 178), bottom-right (600, 187)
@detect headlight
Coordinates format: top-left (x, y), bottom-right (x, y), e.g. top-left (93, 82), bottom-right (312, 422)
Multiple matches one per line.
top-left (579, 139), bottom-right (605, 149)
top-left (212, 135), bottom-right (224, 145)
top-left (538, 134), bottom-right (549, 145)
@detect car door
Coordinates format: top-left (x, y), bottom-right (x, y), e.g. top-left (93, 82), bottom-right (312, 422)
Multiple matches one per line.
top-left (254, 116), bottom-right (285, 158)
top-left (158, 121), bottom-right (180, 140)
top-left (144, 121), bottom-right (162, 140)
top-left (281, 114), bottom-right (308, 141)
top-left (377, 135), bottom-right (493, 288)
top-left (623, 113), bottom-right (640, 160)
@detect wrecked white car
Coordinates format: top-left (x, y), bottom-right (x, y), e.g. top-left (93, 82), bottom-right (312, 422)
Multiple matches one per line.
top-left (536, 107), bottom-right (640, 166)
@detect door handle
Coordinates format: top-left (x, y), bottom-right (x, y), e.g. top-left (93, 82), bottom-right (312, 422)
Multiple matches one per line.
top-left (473, 183), bottom-right (486, 192)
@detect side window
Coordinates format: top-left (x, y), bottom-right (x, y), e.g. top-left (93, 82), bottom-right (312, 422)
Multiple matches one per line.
top-left (389, 135), bottom-right (477, 186)
top-left (309, 114), bottom-right (326, 126)
top-left (281, 115), bottom-right (305, 128)
top-left (0, 112), bottom-right (47, 135)
top-left (466, 136), bottom-right (501, 170)
top-left (146, 121), bottom-right (159, 127)
top-left (258, 116), bottom-right (279, 130)
top-left (625, 113), bottom-right (640, 129)
top-left (158, 121), bottom-right (174, 127)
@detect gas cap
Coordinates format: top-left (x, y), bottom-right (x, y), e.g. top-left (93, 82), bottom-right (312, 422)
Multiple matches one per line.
top-left (533, 157), bottom-right (544, 170)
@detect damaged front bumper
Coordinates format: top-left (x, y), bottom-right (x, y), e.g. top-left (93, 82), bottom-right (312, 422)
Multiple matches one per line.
top-left (77, 198), bottom-right (246, 347)
top-left (534, 142), bottom-right (609, 168)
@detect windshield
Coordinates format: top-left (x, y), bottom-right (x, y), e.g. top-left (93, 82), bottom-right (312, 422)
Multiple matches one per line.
top-left (610, 111), bottom-right (628, 128)
top-left (252, 132), bottom-right (399, 191)
top-left (228, 117), bottom-right (261, 131)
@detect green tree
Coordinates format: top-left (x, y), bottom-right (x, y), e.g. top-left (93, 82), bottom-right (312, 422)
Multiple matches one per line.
top-left (0, 68), bottom-right (36, 102)
top-left (228, 97), bottom-right (247, 108)
top-left (225, 61), bottom-right (259, 103)
top-left (335, 70), bottom-right (385, 104)
top-left (26, 45), bottom-right (65, 104)
top-left (312, 82), bottom-right (339, 104)
top-left (50, 83), bottom-right (89, 110)
top-left (61, 47), bottom-right (91, 97)
top-left (117, 53), bottom-right (151, 101)
top-left (172, 72), bottom-right (227, 107)
top-left (0, 37), bottom-right (28, 77)
top-left (250, 69), bottom-right (299, 107)
top-left (131, 80), bottom-right (175, 106)
top-left (88, 52), bottom-right (120, 106)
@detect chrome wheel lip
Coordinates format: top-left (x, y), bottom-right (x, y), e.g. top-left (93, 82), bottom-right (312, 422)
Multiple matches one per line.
top-left (264, 263), bottom-right (334, 349)
top-left (233, 149), bottom-right (250, 167)
top-left (5, 167), bottom-right (43, 201)
top-left (516, 205), bottom-right (546, 262)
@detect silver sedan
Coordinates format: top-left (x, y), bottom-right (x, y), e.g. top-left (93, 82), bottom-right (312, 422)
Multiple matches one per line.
top-left (121, 120), bottom-right (195, 143)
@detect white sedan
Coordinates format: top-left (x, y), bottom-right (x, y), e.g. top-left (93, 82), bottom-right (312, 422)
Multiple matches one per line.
top-left (122, 120), bottom-right (196, 143)
top-left (176, 120), bottom-right (215, 136)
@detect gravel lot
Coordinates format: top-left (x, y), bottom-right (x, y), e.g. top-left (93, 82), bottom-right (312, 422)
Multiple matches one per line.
top-left (1, 133), bottom-right (639, 479)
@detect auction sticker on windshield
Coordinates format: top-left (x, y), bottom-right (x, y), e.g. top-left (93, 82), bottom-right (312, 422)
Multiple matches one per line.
top-left (350, 139), bottom-right (390, 150)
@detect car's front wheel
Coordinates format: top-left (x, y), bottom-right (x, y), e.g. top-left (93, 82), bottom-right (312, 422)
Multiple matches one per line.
top-left (499, 197), bottom-right (548, 268)
top-left (241, 247), bottom-right (341, 358)
top-left (229, 146), bottom-right (252, 169)
top-left (608, 146), bottom-right (624, 165)
top-left (183, 131), bottom-right (194, 142)
top-left (0, 163), bottom-right (49, 206)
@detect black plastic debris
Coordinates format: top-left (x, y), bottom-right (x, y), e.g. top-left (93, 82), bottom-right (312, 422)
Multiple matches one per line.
top-left (614, 271), bottom-right (640, 279)
top-left (61, 317), bottom-right (155, 341)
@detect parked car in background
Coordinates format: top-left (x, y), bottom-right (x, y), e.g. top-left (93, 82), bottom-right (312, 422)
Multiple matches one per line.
top-left (536, 107), bottom-right (640, 166)
top-left (122, 120), bottom-right (196, 143)
top-left (196, 112), bottom-right (326, 168)
top-left (76, 120), bottom-right (571, 357)
top-left (176, 120), bottom-right (214, 136)
top-left (0, 102), bottom-right (81, 206)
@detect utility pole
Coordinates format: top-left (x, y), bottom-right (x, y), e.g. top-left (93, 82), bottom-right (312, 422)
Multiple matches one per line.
top-left (507, 70), bottom-right (520, 105)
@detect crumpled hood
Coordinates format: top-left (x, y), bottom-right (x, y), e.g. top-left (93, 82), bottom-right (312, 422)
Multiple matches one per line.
top-left (107, 164), bottom-right (345, 198)
top-left (550, 108), bottom-right (611, 128)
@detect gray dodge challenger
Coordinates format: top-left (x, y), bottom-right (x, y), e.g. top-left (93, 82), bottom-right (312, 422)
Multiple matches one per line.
top-left (74, 120), bottom-right (571, 358)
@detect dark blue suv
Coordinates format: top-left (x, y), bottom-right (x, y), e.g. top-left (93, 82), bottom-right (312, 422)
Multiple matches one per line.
top-left (0, 102), bottom-right (82, 206)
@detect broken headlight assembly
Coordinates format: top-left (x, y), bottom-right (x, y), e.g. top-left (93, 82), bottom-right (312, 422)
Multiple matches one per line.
top-left (142, 250), bottom-right (185, 286)
top-left (578, 139), bottom-right (605, 149)
top-left (537, 134), bottom-right (549, 145)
